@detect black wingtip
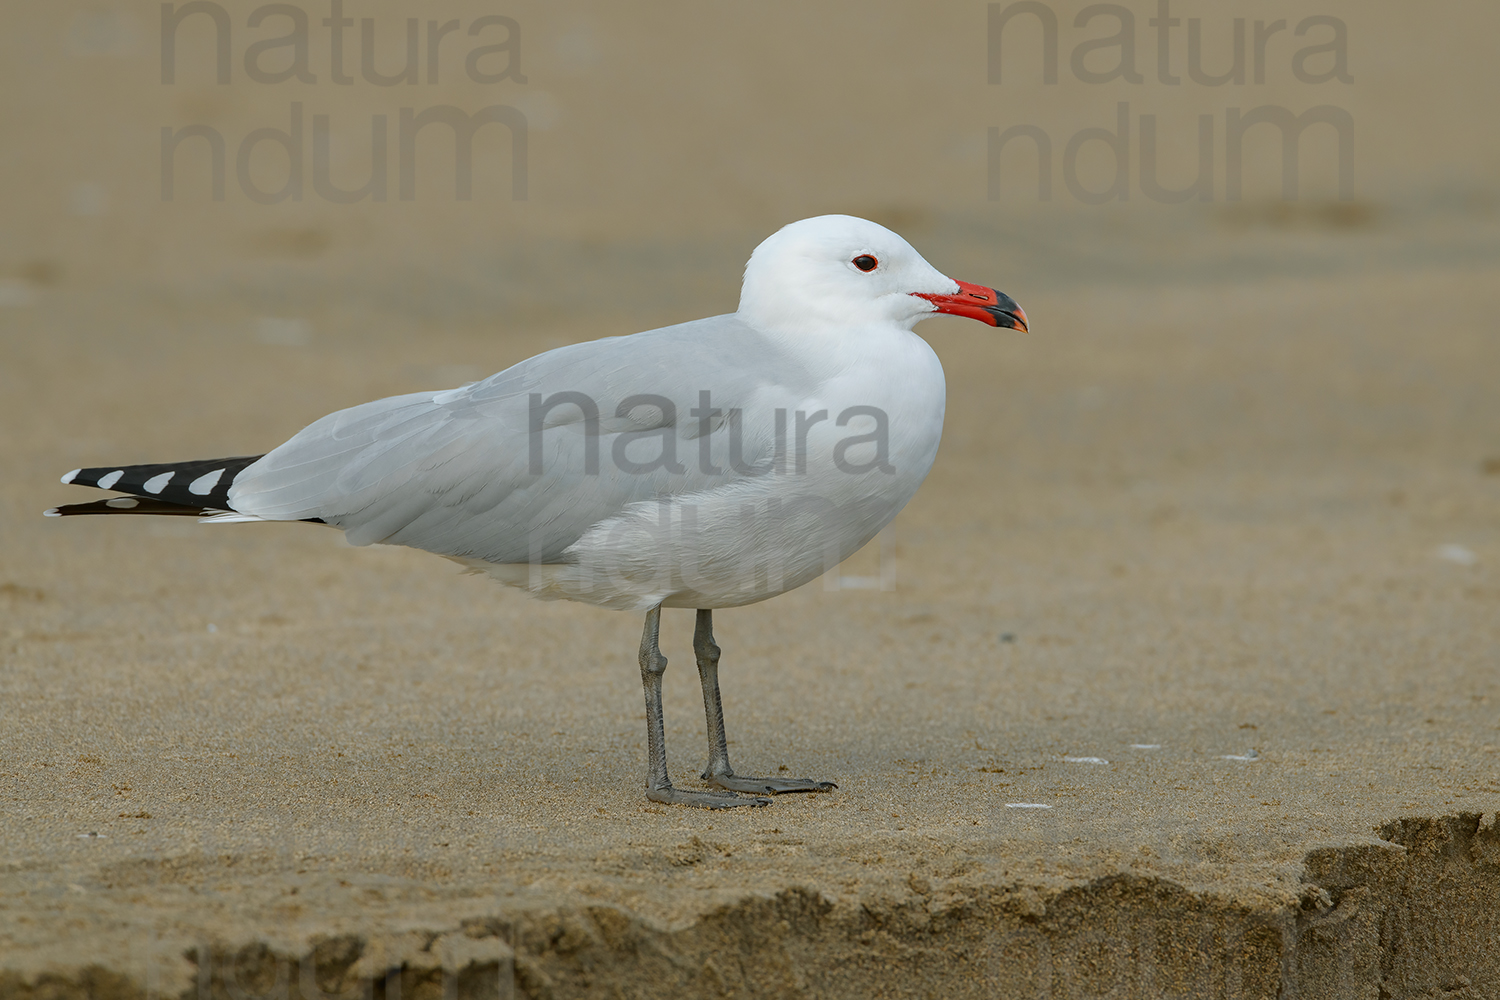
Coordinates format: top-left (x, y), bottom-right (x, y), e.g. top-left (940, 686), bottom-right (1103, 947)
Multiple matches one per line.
top-left (44, 497), bottom-right (224, 518)
top-left (58, 455), bottom-right (264, 509)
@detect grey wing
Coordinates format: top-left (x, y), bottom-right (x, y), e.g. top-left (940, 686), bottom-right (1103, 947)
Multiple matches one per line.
top-left (228, 315), bottom-right (804, 562)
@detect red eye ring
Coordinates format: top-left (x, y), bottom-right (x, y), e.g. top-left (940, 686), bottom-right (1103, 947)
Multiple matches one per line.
top-left (852, 254), bottom-right (878, 272)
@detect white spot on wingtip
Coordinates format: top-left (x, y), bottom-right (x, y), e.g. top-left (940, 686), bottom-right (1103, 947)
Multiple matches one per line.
top-left (143, 471), bottom-right (174, 494)
top-left (61, 468), bottom-right (81, 484)
top-left (97, 469), bottom-right (124, 489)
top-left (105, 497), bottom-right (139, 508)
top-left (188, 468), bottom-right (225, 495)
top-left (44, 508), bottom-right (61, 517)
top-left (1005, 803), bottom-right (1053, 809)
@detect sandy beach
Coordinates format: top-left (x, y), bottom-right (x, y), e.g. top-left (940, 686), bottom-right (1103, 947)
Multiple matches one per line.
top-left (2, 1), bottom-right (1499, 995)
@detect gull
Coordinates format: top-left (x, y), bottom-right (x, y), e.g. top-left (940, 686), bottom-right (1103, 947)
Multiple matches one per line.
top-left (46, 215), bottom-right (1027, 809)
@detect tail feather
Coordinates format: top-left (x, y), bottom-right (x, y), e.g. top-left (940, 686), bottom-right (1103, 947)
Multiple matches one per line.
top-left (60, 455), bottom-right (263, 509)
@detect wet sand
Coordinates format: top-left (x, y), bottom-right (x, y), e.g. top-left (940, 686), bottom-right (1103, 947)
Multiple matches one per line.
top-left (4, 217), bottom-right (1499, 994)
top-left (3, 1), bottom-right (1500, 995)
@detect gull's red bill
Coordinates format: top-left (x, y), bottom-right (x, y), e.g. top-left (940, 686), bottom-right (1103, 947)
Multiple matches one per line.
top-left (916, 280), bottom-right (1028, 331)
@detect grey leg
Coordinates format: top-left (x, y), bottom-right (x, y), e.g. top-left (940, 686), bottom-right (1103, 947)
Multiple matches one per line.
top-left (694, 609), bottom-right (837, 795)
top-left (638, 605), bottom-right (767, 809)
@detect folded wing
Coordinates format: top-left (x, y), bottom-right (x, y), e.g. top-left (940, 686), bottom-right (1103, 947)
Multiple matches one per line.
top-left (228, 316), bottom-right (807, 563)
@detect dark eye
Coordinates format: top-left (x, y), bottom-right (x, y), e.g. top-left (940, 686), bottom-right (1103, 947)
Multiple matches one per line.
top-left (852, 254), bottom-right (878, 272)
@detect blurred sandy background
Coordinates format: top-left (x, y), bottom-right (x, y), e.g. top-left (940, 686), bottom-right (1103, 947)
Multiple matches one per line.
top-left (2, 0), bottom-right (1497, 298)
top-left (3, 1), bottom-right (1499, 995)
